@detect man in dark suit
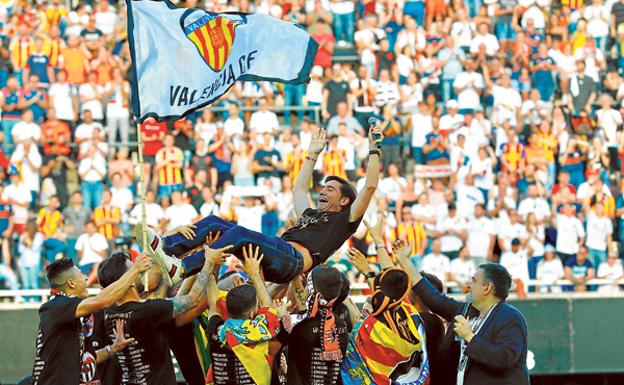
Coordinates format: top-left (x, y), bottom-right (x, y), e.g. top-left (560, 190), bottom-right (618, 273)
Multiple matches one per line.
top-left (395, 243), bottom-right (529, 385)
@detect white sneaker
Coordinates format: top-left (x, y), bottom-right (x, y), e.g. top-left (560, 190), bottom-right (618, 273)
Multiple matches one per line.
top-left (134, 223), bottom-right (183, 287)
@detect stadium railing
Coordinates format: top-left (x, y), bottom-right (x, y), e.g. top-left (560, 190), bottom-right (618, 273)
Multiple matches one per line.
top-left (1, 279), bottom-right (622, 305)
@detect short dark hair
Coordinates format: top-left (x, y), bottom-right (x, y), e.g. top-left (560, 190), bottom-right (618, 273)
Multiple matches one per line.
top-left (480, 263), bottom-right (512, 300)
top-left (311, 265), bottom-right (343, 302)
top-left (46, 258), bottom-right (76, 289)
top-left (335, 271), bottom-right (351, 304)
top-left (226, 284), bottom-right (258, 319)
top-left (324, 176), bottom-right (357, 209)
top-left (375, 269), bottom-right (409, 301)
top-left (421, 272), bottom-right (443, 293)
top-left (97, 252), bottom-right (130, 288)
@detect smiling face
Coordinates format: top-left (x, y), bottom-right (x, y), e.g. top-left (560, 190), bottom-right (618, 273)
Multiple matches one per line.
top-left (318, 179), bottom-right (351, 212)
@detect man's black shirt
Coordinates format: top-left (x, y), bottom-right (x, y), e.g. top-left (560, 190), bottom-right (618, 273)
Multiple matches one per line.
top-left (278, 304), bottom-right (352, 385)
top-left (31, 295), bottom-right (83, 385)
top-left (104, 299), bottom-right (175, 385)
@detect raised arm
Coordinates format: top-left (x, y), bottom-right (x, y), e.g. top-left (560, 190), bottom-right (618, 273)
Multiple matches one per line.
top-left (170, 245), bottom-right (231, 319)
top-left (364, 218), bottom-right (394, 269)
top-left (293, 128), bottom-right (327, 216)
top-left (239, 244), bottom-right (272, 308)
top-left (393, 240), bottom-right (464, 322)
top-left (76, 253), bottom-right (152, 318)
top-left (349, 125), bottom-right (383, 222)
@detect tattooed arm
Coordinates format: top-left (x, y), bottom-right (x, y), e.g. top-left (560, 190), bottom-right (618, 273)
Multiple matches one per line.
top-left (171, 245), bottom-right (231, 319)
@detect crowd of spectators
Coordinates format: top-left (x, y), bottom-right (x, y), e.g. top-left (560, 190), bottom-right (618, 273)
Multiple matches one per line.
top-left (2, 0), bottom-right (624, 299)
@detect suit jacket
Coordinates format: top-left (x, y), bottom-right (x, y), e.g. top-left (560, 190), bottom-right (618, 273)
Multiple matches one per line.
top-left (413, 279), bottom-right (530, 385)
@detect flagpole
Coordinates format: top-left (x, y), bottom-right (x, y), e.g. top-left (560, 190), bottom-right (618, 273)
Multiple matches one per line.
top-left (135, 121), bottom-right (150, 294)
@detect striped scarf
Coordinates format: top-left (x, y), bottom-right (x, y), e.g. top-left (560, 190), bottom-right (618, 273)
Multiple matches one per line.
top-left (282, 273), bottom-right (342, 361)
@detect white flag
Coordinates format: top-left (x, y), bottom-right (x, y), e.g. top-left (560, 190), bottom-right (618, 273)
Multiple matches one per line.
top-left (127, 0), bottom-right (318, 120)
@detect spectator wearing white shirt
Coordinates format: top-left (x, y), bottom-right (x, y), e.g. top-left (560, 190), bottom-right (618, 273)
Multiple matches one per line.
top-left (438, 100), bottom-right (464, 131)
top-left (596, 94), bottom-right (623, 171)
top-left (74, 110), bottom-right (105, 145)
top-left (109, 173), bottom-right (134, 212)
top-left (11, 110), bottom-right (41, 146)
top-left (498, 210), bottom-right (529, 253)
top-left (597, 248), bottom-right (624, 294)
top-left (128, 191), bottom-right (164, 230)
top-left (555, 203), bottom-right (586, 261)
top-left (455, 173), bottom-right (485, 220)
top-left (410, 102), bottom-right (434, 164)
top-left (453, 59), bottom-right (484, 113)
top-left (224, 103), bottom-right (245, 149)
top-left (517, 184), bottom-right (551, 224)
top-left (75, 220), bottom-right (108, 284)
top-left (536, 245), bottom-right (564, 293)
top-left (249, 99), bottom-right (280, 140)
top-left (3, 167), bottom-right (32, 235)
top-left (466, 203), bottom-right (496, 266)
top-left (482, 68), bottom-right (522, 128)
top-left (449, 247), bottom-right (477, 293)
top-left (10, 141), bottom-right (42, 208)
top-left (411, 193), bottom-right (437, 231)
top-left (421, 239), bottom-right (451, 284)
top-left (234, 196), bottom-right (266, 234)
top-left (79, 72), bottom-right (104, 121)
top-left (373, 69), bottom-right (400, 113)
top-left (469, 146), bottom-right (497, 201)
top-left (500, 238), bottom-right (530, 297)
top-left (470, 22), bottom-right (500, 57)
top-left (435, 203), bottom-right (467, 260)
top-left (78, 145), bottom-right (107, 210)
top-left (164, 191), bottom-right (199, 232)
top-left (585, 202), bottom-right (613, 268)
top-left (378, 164), bottom-right (406, 206)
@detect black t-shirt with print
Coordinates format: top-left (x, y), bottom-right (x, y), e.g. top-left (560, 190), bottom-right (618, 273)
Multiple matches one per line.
top-left (92, 310), bottom-right (122, 385)
top-left (281, 208), bottom-right (361, 266)
top-left (277, 304), bottom-right (352, 385)
top-left (104, 299), bottom-right (175, 385)
top-left (207, 314), bottom-right (255, 385)
top-left (31, 295), bottom-right (83, 385)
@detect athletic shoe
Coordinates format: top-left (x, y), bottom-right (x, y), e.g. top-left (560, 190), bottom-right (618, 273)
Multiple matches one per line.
top-left (134, 223), bottom-right (183, 287)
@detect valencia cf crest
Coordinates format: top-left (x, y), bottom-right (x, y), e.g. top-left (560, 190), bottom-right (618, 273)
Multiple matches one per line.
top-left (181, 11), bottom-right (244, 72)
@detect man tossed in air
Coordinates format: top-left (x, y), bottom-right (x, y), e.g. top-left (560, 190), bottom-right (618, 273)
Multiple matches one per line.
top-left (140, 125), bottom-right (382, 285)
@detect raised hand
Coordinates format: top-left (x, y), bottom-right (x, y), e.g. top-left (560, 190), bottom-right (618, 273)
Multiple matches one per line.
top-left (111, 319), bottom-right (137, 353)
top-left (239, 244), bottom-right (264, 277)
top-left (392, 239), bottom-right (414, 262)
top-left (368, 124), bottom-right (384, 150)
top-left (363, 217), bottom-right (384, 244)
top-left (204, 245), bottom-right (232, 267)
top-left (205, 231), bottom-right (222, 247)
top-left (346, 247), bottom-right (372, 275)
top-left (273, 297), bottom-right (292, 317)
top-left (308, 127), bottom-right (328, 156)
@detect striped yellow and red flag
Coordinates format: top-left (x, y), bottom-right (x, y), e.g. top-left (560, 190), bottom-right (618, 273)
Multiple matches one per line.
top-left (184, 15), bottom-right (239, 72)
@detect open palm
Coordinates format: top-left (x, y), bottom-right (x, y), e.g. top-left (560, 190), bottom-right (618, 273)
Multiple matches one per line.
top-left (308, 128), bottom-right (328, 156)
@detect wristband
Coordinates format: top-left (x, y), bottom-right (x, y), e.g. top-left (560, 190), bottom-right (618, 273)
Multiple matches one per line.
top-left (364, 271), bottom-right (376, 280)
top-left (105, 345), bottom-right (114, 358)
top-left (369, 150), bottom-right (381, 156)
top-left (306, 156), bottom-right (318, 162)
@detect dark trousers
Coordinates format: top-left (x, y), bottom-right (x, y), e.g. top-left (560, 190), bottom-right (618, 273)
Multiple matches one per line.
top-left (164, 216), bottom-right (304, 283)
